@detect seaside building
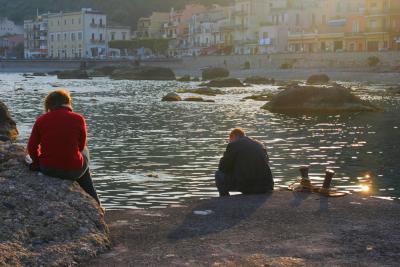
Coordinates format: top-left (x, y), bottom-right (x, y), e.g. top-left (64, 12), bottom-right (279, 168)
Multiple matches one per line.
top-left (188, 5), bottom-right (232, 56)
top-left (163, 4), bottom-right (207, 56)
top-left (47, 8), bottom-right (107, 59)
top-left (0, 34), bottom-right (24, 58)
top-left (0, 17), bottom-right (23, 37)
top-left (24, 13), bottom-right (49, 59)
top-left (107, 25), bottom-right (132, 57)
top-left (232, 0), bottom-right (273, 55)
top-left (364, 0), bottom-right (400, 51)
top-left (136, 12), bottom-right (169, 39)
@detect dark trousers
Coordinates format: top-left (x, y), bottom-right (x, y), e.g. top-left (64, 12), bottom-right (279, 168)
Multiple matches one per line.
top-left (40, 148), bottom-right (101, 204)
top-left (215, 170), bottom-right (236, 197)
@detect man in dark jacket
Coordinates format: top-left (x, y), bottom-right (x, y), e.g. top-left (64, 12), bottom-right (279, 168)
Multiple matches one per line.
top-left (215, 128), bottom-right (274, 196)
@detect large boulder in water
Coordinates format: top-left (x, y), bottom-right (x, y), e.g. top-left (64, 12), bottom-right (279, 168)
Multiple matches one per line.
top-left (262, 84), bottom-right (381, 113)
top-left (57, 70), bottom-right (90, 79)
top-left (0, 101), bottom-right (18, 142)
top-left (202, 67), bottom-right (229, 80)
top-left (202, 78), bottom-right (244, 87)
top-left (176, 87), bottom-right (223, 96)
top-left (0, 141), bottom-right (110, 266)
top-left (162, 92), bottom-right (182, 101)
top-left (111, 67), bottom-right (176, 81)
top-left (306, 74), bottom-right (330, 85)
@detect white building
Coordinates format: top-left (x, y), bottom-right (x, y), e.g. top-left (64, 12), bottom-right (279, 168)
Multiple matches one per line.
top-left (24, 14), bottom-right (49, 59)
top-left (107, 25), bottom-right (131, 57)
top-left (0, 17), bottom-right (23, 37)
top-left (48, 8), bottom-right (108, 59)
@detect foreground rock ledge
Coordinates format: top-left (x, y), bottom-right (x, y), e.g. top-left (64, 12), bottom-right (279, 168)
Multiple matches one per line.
top-left (86, 192), bottom-right (400, 267)
top-left (0, 142), bottom-right (110, 266)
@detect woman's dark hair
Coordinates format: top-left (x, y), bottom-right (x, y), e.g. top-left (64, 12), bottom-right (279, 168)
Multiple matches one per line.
top-left (44, 89), bottom-right (72, 111)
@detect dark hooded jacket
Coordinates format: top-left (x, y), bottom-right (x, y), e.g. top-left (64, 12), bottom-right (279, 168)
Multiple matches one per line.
top-left (218, 136), bottom-right (274, 193)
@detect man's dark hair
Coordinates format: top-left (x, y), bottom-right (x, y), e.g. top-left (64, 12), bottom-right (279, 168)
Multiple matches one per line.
top-left (230, 128), bottom-right (246, 138)
top-left (44, 89), bottom-right (72, 111)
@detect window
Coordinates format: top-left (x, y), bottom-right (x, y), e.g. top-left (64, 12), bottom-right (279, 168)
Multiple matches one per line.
top-left (57, 33), bottom-right (60, 41)
top-left (352, 21), bottom-right (359, 32)
top-left (91, 33), bottom-right (95, 40)
top-left (92, 18), bottom-right (95, 24)
top-left (99, 33), bottom-right (103, 41)
top-left (64, 20), bottom-right (67, 25)
top-left (64, 33), bottom-right (67, 40)
top-left (78, 32), bottom-right (82, 40)
top-left (71, 32), bottom-right (75, 41)
top-left (100, 19), bottom-right (103, 26)
top-left (122, 32), bottom-right (126, 40)
top-left (111, 32), bottom-right (115, 40)
top-left (51, 34), bottom-right (54, 41)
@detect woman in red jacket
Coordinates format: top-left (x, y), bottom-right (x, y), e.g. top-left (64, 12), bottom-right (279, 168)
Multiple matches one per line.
top-left (28, 89), bottom-right (100, 204)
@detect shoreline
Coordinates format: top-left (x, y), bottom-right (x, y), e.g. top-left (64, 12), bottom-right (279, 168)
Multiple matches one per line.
top-left (84, 191), bottom-right (400, 267)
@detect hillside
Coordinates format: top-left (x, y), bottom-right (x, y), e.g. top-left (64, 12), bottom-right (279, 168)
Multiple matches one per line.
top-left (0, 0), bottom-right (231, 29)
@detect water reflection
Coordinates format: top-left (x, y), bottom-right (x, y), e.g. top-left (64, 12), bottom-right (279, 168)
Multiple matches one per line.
top-left (1, 73), bottom-right (399, 209)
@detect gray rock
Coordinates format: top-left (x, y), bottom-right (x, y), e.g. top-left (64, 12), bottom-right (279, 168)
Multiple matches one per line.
top-left (306, 74), bottom-right (330, 85)
top-left (177, 75), bottom-right (191, 82)
top-left (201, 67), bottom-right (229, 80)
top-left (111, 67), bottom-right (176, 81)
top-left (176, 87), bottom-right (223, 96)
top-left (0, 101), bottom-right (18, 142)
top-left (262, 84), bottom-right (381, 113)
top-left (202, 78), bottom-right (245, 88)
top-left (0, 141), bottom-right (110, 266)
top-left (162, 92), bottom-right (182, 102)
top-left (57, 70), bottom-right (90, 79)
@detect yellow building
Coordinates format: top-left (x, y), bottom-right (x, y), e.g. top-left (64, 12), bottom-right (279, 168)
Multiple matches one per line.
top-left (48, 8), bottom-right (107, 59)
top-left (365, 0), bottom-right (400, 51)
top-left (136, 12), bottom-right (169, 39)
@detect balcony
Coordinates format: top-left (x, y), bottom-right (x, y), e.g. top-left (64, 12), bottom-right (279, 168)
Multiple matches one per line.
top-left (90, 23), bottom-right (106, 28)
top-left (365, 7), bottom-right (400, 16)
top-left (90, 39), bottom-right (106, 44)
top-left (232, 10), bottom-right (247, 17)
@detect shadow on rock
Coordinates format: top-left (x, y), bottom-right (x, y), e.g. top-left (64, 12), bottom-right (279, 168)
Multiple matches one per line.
top-left (167, 193), bottom-right (272, 241)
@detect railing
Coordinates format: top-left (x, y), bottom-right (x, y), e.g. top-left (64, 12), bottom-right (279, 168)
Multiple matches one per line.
top-left (90, 39), bottom-right (106, 44)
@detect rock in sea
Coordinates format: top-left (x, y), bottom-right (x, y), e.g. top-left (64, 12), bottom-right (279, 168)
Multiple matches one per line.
top-left (57, 70), bottom-right (90, 80)
top-left (201, 67), bottom-right (229, 80)
top-left (162, 92), bottom-right (182, 101)
top-left (262, 84), bottom-right (381, 113)
top-left (306, 74), bottom-right (330, 85)
top-left (0, 141), bottom-right (110, 266)
top-left (111, 67), bottom-right (176, 81)
top-left (202, 78), bottom-right (245, 88)
top-left (0, 101), bottom-right (18, 142)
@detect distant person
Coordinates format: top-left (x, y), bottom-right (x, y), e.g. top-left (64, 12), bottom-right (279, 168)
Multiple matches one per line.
top-left (215, 128), bottom-right (274, 196)
top-left (27, 90), bottom-right (101, 205)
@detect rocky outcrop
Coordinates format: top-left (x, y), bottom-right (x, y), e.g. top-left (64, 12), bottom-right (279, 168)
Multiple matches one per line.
top-left (243, 76), bottom-right (275, 85)
top-left (111, 67), bottom-right (176, 81)
top-left (262, 84), bottom-right (381, 113)
top-left (162, 92), bottom-right (182, 102)
top-left (201, 67), bottom-right (229, 80)
top-left (243, 93), bottom-right (275, 101)
top-left (176, 87), bottom-right (223, 96)
top-left (57, 70), bottom-right (90, 80)
top-left (202, 78), bottom-right (244, 88)
top-left (0, 141), bottom-right (110, 266)
top-left (0, 101), bottom-right (18, 142)
top-left (183, 97), bottom-right (215, 102)
top-left (306, 74), bottom-right (330, 85)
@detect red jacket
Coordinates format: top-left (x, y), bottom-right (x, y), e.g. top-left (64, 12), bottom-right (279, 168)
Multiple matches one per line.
top-left (28, 106), bottom-right (87, 171)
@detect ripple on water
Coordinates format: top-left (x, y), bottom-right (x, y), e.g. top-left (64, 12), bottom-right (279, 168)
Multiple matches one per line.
top-left (1, 73), bottom-right (400, 208)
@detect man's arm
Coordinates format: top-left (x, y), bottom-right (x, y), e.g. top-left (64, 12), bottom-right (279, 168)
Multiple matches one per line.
top-left (218, 143), bottom-right (237, 173)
